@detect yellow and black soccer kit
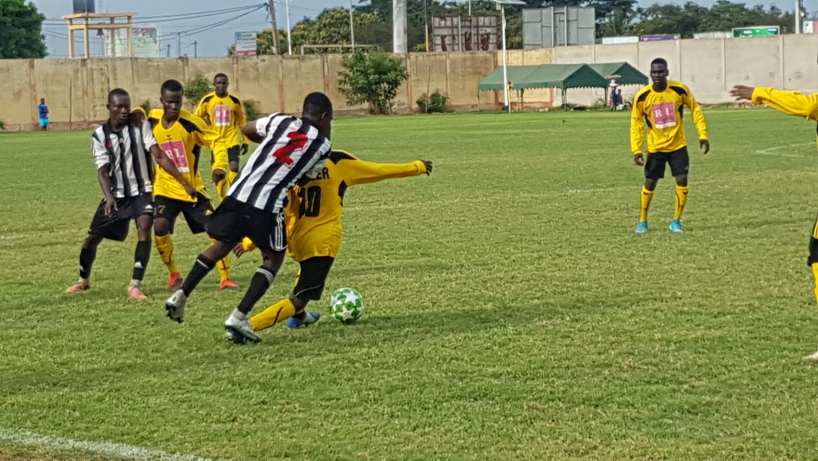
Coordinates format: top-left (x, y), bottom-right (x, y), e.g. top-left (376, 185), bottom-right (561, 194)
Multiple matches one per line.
top-left (148, 109), bottom-right (234, 284)
top-left (195, 91), bottom-right (247, 200)
top-left (630, 80), bottom-right (709, 223)
top-left (750, 88), bottom-right (818, 299)
top-left (246, 151), bottom-right (429, 331)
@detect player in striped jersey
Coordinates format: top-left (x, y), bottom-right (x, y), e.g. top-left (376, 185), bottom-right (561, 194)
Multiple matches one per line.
top-left (164, 92), bottom-right (334, 343)
top-left (65, 88), bottom-right (195, 300)
top-left (226, 151), bottom-right (432, 342)
top-left (195, 73), bottom-right (248, 201)
top-left (148, 80), bottom-right (239, 292)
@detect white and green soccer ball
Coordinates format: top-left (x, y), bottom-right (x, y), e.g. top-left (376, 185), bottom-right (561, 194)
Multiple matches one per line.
top-left (329, 288), bottom-right (364, 324)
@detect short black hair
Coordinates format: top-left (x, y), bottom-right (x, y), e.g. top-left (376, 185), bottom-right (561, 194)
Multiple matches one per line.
top-left (302, 92), bottom-right (332, 118)
top-left (161, 79), bottom-right (184, 95)
top-left (651, 58), bottom-right (668, 67)
top-left (108, 88), bottom-right (130, 104)
top-left (214, 73), bottom-right (228, 81)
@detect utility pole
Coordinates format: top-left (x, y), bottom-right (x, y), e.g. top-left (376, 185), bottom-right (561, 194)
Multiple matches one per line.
top-left (349, 0), bottom-right (355, 50)
top-left (285, 0), bottom-right (292, 55)
top-left (795, 0), bottom-right (802, 33)
top-left (166, 44), bottom-right (171, 57)
top-left (423, 0), bottom-right (429, 51)
top-left (193, 41), bottom-right (198, 58)
top-left (176, 32), bottom-right (182, 57)
top-left (267, 0), bottom-right (280, 54)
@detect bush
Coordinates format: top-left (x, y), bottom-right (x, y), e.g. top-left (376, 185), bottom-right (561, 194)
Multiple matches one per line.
top-left (0, 119), bottom-right (5, 131)
top-left (243, 99), bottom-right (260, 121)
top-left (339, 50), bottom-right (408, 115)
top-left (417, 90), bottom-right (448, 113)
top-left (184, 74), bottom-right (211, 108)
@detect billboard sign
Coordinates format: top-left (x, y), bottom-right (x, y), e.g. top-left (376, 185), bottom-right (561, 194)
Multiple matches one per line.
top-left (732, 26), bottom-right (780, 37)
top-left (693, 31), bottom-right (732, 39)
top-left (601, 36), bottom-right (639, 44)
top-left (432, 16), bottom-right (498, 52)
top-left (640, 34), bottom-right (680, 41)
top-left (105, 26), bottom-right (161, 58)
top-left (234, 32), bottom-right (258, 57)
top-left (522, 7), bottom-right (596, 48)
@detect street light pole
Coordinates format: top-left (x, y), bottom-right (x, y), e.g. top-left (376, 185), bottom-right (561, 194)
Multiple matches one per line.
top-left (349, 0), bottom-right (355, 49)
top-left (494, 0), bottom-right (524, 113)
top-left (285, 0), bottom-right (292, 54)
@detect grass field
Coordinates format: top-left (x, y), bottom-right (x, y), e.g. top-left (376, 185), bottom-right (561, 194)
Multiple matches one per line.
top-left (2, 108), bottom-right (818, 460)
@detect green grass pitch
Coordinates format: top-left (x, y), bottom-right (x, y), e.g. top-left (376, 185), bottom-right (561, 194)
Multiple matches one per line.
top-left (2, 108), bottom-right (818, 459)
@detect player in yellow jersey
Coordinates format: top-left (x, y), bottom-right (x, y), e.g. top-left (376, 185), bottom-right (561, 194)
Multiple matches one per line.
top-left (225, 151), bottom-right (432, 343)
top-left (730, 84), bottom-right (818, 360)
top-left (631, 58), bottom-right (710, 234)
top-left (194, 73), bottom-right (247, 201)
top-left (147, 79), bottom-right (239, 292)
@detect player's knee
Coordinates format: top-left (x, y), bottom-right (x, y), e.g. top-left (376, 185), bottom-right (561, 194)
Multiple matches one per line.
top-left (675, 175), bottom-right (688, 186)
top-left (153, 219), bottom-right (170, 236)
top-left (83, 235), bottom-right (103, 248)
top-left (644, 178), bottom-right (658, 191)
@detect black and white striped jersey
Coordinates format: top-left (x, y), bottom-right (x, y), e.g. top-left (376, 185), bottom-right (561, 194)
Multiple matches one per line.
top-left (91, 120), bottom-right (157, 198)
top-left (228, 113), bottom-right (332, 213)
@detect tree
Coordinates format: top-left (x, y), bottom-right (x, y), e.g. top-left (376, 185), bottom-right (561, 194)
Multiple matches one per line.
top-left (0, 0), bottom-right (46, 59)
top-left (183, 75), bottom-right (211, 109)
top-left (338, 50), bottom-right (408, 114)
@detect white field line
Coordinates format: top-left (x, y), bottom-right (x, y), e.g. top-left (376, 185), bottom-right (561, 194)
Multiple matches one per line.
top-left (755, 143), bottom-right (813, 157)
top-left (0, 427), bottom-right (213, 461)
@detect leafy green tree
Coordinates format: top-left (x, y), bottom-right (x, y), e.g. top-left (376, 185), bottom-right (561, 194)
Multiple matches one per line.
top-left (183, 75), bottom-right (211, 109)
top-left (338, 51), bottom-right (408, 114)
top-left (0, 0), bottom-right (47, 59)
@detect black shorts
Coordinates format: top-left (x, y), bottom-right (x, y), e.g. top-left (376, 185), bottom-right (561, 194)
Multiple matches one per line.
top-left (88, 193), bottom-right (153, 241)
top-left (206, 197), bottom-right (287, 253)
top-left (154, 193), bottom-right (214, 235)
top-left (645, 147), bottom-right (689, 180)
top-left (292, 257), bottom-right (335, 301)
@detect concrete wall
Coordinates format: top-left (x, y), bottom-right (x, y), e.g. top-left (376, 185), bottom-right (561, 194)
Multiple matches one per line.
top-left (3, 33), bottom-right (817, 130)
top-left (550, 34), bottom-right (818, 107)
top-left (1, 52), bottom-right (499, 131)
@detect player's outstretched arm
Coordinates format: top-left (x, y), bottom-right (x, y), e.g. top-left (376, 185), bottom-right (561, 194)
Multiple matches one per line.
top-left (731, 85), bottom-right (818, 120)
top-left (339, 154), bottom-right (432, 187)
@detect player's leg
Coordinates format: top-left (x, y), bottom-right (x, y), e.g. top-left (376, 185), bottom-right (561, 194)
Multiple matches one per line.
top-left (669, 148), bottom-right (690, 233)
top-left (248, 257), bottom-right (334, 334)
top-left (164, 197), bottom-right (243, 323)
top-left (224, 210), bottom-right (288, 343)
top-left (153, 196), bottom-right (183, 291)
top-left (128, 196), bottom-right (154, 300)
top-left (804, 218), bottom-right (818, 360)
top-left (185, 192), bottom-right (238, 290)
top-left (66, 199), bottom-right (128, 292)
top-left (637, 153), bottom-right (665, 233)
top-left (218, 146), bottom-right (241, 202)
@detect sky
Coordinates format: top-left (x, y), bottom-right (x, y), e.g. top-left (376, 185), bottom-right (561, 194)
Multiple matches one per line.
top-left (33, 0), bottom-right (816, 58)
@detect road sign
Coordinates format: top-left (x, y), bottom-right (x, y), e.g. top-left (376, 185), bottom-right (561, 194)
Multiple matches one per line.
top-left (235, 32), bottom-right (258, 57)
top-left (732, 26), bottom-right (780, 37)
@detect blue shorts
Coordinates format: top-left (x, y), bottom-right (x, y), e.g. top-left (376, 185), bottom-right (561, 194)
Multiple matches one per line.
top-left (39, 118), bottom-right (49, 127)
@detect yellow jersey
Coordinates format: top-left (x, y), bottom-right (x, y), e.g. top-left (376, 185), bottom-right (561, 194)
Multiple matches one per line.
top-left (240, 151), bottom-right (427, 261)
top-left (194, 92), bottom-right (247, 148)
top-left (630, 80), bottom-right (708, 154)
top-left (148, 109), bottom-right (227, 202)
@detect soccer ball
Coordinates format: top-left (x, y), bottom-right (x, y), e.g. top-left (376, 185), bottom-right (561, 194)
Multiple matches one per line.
top-left (329, 288), bottom-right (364, 324)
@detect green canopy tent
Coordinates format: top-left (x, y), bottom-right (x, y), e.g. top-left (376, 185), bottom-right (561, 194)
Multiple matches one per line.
top-left (587, 62), bottom-right (649, 105)
top-left (477, 63), bottom-right (611, 110)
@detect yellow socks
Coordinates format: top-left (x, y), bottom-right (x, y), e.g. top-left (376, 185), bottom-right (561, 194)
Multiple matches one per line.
top-left (154, 234), bottom-right (179, 275)
top-left (640, 187), bottom-right (654, 222)
top-left (228, 170), bottom-right (238, 185)
top-left (210, 238), bottom-right (232, 282)
top-left (249, 298), bottom-right (297, 331)
top-left (812, 264), bottom-right (818, 306)
top-left (674, 185), bottom-right (689, 220)
top-left (216, 179), bottom-right (229, 202)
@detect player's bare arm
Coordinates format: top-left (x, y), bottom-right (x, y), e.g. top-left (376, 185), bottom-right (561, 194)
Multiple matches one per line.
top-left (96, 165), bottom-right (118, 216)
top-left (149, 144), bottom-right (197, 198)
top-left (241, 122), bottom-right (266, 144)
